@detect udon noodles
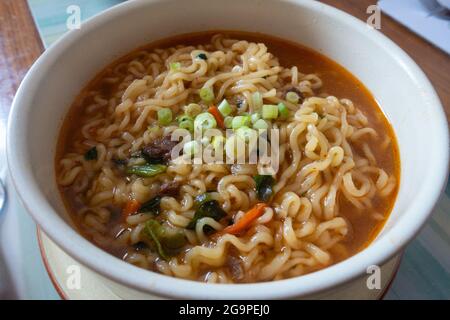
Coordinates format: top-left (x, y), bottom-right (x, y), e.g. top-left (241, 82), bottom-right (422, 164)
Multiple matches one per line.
top-left (57, 33), bottom-right (399, 283)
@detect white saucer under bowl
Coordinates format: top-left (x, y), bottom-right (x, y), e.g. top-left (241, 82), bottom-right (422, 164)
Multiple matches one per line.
top-left (37, 228), bottom-right (401, 300)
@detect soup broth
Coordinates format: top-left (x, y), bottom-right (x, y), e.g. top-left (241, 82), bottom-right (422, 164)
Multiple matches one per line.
top-left (56, 32), bottom-right (399, 283)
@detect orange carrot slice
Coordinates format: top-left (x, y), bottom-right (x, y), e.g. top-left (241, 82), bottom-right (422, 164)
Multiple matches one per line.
top-left (208, 105), bottom-right (225, 129)
top-left (122, 199), bottom-right (140, 220)
top-left (221, 203), bottom-right (268, 235)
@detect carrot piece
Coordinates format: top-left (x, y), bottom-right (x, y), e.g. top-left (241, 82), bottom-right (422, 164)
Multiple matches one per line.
top-left (220, 203), bottom-right (268, 235)
top-left (208, 105), bottom-right (225, 129)
top-left (122, 199), bottom-right (140, 220)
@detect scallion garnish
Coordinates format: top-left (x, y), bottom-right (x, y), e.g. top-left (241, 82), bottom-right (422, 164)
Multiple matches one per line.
top-left (157, 108), bottom-right (173, 125)
top-left (169, 62), bottom-right (181, 71)
top-left (252, 92), bottom-right (263, 109)
top-left (212, 136), bottom-right (225, 153)
top-left (126, 164), bottom-right (167, 177)
top-left (236, 126), bottom-right (257, 142)
top-left (232, 115), bottom-right (251, 129)
top-left (194, 112), bottom-right (217, 131)
top-left (253, 119), bottom-right (269, 130)
top-left (278, 102), bottom-right (289, 119)
top-left (199, 87), bottom-right (215, 103)
top-left (184, 103), bottom-right (202, 118)
top-left (183, 140), bottom-right (200, 157)
top-left (224, 116), bottom-right (233, 129)
top-left (218, 99), bottom-right (232, 117)
top-left (178, 115), bottom-right (194, 132)
top-left (262, 104), bottom-right (278, 119)
top-left (251, 113), bottom-right (261, 124)
top-left (286, 91), bottom-right (300, 104)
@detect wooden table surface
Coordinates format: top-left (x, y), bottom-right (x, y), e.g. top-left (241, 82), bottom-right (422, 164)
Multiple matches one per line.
top-left (1, 0), bottom-right (449, 126)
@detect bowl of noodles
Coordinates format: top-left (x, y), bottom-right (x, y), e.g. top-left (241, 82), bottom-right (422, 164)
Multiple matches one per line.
top-left (7, 0), bottom-right (449, 299)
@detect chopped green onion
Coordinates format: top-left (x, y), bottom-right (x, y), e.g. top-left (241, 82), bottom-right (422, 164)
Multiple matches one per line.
top-left (262, 104), bottom-right (279, 119)
top-left (183, 140), bottom-right (200, 157)
top-left (126, 164), bottom-right (167, 177)
top-left (224, 116), bottom-right (233, 129)
top-left (157, 108), bottom-right (172, 125)
top-left (232, 115), bottom-right (251, 129)
top-left (147, 125), bottom-right (161, 135)
top-left (179, 118), bottom-right (194, 132)
top-left (225, 135), bottom-right (246, 159)
top-left (252, 91), bottom-right (263, 109)
top-left (170, 62), bottom-right (181, 71)
top-left (251, 113), bottom-right (261, 124)
top-left (199, 87), bottom-right (215, 103)
top-left (218, 99), bottom-right (232, 117)
top-left (84, 147), bottom-right (97, 161)
top-left (194, 112), bottom-right (217, 131)
top-left (253, 119), bottom-right (269, 130)
top-left (212, 135), bottom-right (225, 152)
top-left (184, 103), bottom-right (202, 118)
top-left (196, 53), bottom-right (207, 60)
top-left (278, 102), bottom-right (289, 119)
top-left (236, 126), bottom-right (257, 142)
top-left (201, 136), bottom-right (210, 146)
top-left (286, 91), bottom-right (300, 104)
top-left (177, 115), bottom-right (193, 123)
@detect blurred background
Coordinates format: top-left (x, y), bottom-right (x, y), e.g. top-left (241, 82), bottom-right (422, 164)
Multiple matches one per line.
top-left (0, 0), bottom-right (449, 299)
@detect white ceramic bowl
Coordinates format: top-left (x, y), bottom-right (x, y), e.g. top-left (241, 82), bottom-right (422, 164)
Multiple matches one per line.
top-left (7, 0), bottom-right (449, 299)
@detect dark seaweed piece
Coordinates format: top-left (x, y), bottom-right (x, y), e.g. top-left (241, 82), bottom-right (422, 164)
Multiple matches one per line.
top-left (112, 157), bottom-right (128, 166)
top-left (84, 147), bottom-right (97, 161)
top-left (194, 193), bottom-right (214, 208)
top-left (133, 242), bottom-right (148, 251)
top-left (138, 196), bottom-right (162, 215)
top-left (253, 175), bottom-right (275, 202)
top-left (187, 200), bottom-right (226, 230)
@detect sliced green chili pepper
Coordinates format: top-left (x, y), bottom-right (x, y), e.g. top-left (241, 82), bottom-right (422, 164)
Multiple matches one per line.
top-left (144, 219), bottom-right (186, 260)
top-left (126, 164), bottom-right (167, 177)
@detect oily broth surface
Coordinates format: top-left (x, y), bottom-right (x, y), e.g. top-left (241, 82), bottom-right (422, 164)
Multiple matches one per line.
top-left (56, 31), bottom-right (399, 282)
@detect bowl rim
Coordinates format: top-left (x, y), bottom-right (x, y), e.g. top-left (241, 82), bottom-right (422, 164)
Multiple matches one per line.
top-left (7, 0), bottom-right (449, 299)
